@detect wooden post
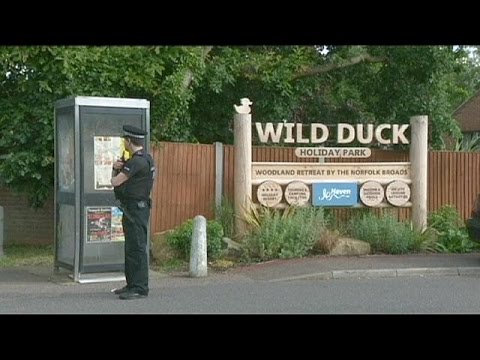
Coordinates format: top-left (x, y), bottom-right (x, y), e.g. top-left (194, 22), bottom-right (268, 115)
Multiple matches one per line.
top-left (233, 99), bottom-right (252, 239)
top-left (410, 115), bottom-right (428, 232)
top-left (214, 142), bottom-right (224, 219)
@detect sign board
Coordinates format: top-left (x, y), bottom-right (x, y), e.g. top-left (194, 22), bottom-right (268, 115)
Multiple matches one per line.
top-left (386, 180), bottom-right (411, 206)
top-left (257, 180), bottom-right (283, 207)
top-left (252, 162), bottom-right (410, 182)
top-left (255, 122), bottom-right (409, 145)
top-left (295, 147), bottom-right (372, 158)
top-left (359, 181), bottom-right (385, 207)
top-left (285, 181), bottom-right (310, 206)
top-left (312, 182), bottom-right (358, 207)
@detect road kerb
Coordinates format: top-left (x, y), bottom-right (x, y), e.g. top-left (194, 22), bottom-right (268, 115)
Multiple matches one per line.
top-left (396, 267), bottom-right (459, 277)
top-left (332, 269), bottom-right (397, 279)
top-left (268, 272), bottom-right (333, 282)
top-left (457, 267), bottom-right (480, 276)
top-left (266, 266), bottom-right (480, 283)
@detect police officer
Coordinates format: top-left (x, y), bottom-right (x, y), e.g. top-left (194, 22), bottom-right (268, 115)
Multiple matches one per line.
top-left (111, 125), bottom-right (155, 300)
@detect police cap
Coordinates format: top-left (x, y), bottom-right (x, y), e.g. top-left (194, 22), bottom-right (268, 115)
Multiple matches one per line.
top-left (123, 125), bottom-right (147, 139)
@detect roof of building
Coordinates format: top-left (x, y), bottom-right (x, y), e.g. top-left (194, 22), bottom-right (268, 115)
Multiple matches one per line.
top-left (453, 89), bottom-right (480, 132)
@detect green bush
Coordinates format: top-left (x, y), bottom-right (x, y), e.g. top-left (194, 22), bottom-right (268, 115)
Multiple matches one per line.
top-left (166, 218), bottom-right (224, 260)
top-left (346, 213), bottom-right (422, 254)
top-left (428, 205), bottom-right (478, 253)
top-left (243, 206), bottom-right (326, 261)
top-left (215, 197), bottom-right (235, 239)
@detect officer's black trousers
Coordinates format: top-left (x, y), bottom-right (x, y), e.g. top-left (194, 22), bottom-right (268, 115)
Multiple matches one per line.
top-left (122, 204), bottom-right (150, 295)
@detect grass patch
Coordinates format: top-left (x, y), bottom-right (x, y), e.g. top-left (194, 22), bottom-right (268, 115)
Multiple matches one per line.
top-left (0, 244), bottom-right (54, 268)
top-left (209, 259), bottom-right (236, 271)
top-left (151, 258), bottom-right (187, 273)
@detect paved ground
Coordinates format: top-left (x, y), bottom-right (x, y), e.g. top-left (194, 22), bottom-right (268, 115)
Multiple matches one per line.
top-left (225, 252), bottom-right (480, 281)
top-left (2, 252), bottom-right (480, 313)
top-left (2, 252), bottom-right (480, 285)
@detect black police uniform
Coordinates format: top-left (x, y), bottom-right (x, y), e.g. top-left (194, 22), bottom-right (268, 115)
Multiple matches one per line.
top-left (114, 125), bottom-right (155, 297)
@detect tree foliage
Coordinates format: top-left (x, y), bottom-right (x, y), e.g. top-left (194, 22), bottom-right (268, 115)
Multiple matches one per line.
top-left (0, 46), bottom-right (209, 206)
top-left (1, 45), bottom-right (479, 207)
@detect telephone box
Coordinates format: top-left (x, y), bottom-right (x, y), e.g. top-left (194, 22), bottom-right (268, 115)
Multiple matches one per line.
top-left (54, 96), bottom-right (150, 282)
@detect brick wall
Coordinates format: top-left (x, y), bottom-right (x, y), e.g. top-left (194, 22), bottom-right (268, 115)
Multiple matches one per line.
top-left (0, 185), bottom-right (54, 245)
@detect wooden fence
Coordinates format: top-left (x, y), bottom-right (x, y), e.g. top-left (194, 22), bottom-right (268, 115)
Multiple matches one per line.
top-left (150, 142), bottom-right (480, 234)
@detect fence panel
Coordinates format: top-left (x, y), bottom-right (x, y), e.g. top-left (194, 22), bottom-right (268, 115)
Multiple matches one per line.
top-left (151, 142), bottom-right (216, 234)
top-left (151, 142), bottom-right (480, 234)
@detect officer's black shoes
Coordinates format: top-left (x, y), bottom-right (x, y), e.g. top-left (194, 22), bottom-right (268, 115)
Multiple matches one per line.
top-left (111, 285), bottom-right (129, 295)
top-left (119, 291), bottom-right (148, 300)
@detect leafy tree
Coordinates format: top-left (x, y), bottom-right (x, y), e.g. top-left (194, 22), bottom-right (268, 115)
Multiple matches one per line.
top-left (190, 46), bottom-right (480, 148)
top-left (0, 45), bottom-right (479, 207)
top-left (0, 46), bottom-right (211, 206)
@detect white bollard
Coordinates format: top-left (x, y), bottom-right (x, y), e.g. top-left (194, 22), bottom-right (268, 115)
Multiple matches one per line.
top-left (189, 215), bottom-right (208, 277)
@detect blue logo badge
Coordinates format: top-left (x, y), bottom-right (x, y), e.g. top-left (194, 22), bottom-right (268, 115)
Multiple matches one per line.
top-left (312, 183), bottom-right (358, 206)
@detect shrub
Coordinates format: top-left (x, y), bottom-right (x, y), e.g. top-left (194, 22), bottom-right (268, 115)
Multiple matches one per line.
top-left (166, 218), bottom-right (225, 260)
top-left (428, 205), bottom-right (479, 253)
top-left (243, 206), bottom-right (326, 261)
top-left (346, 213), bottom-right (421, 254)
top-left (215, 197), bottom-right (235, 239)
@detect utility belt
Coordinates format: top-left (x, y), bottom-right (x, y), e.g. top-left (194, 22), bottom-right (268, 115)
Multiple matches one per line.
top-left (118, 199), bottom-right (151, 223)
top-left (120, 198), bottom-right (151, 210)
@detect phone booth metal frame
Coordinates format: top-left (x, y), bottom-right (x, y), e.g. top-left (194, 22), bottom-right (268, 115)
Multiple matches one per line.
top-left (54, 96), bottom-right (150, 283)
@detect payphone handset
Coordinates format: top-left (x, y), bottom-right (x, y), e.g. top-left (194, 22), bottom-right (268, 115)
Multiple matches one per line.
top-left (120, 141), bottom-right (131, 162)
top-left (112, 140), bottom-right (130, 178)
